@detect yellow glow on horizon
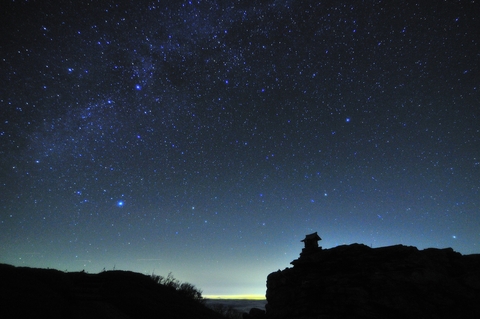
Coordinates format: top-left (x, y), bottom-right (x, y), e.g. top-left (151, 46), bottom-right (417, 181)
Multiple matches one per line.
top-left (204, 294), bottom-right (266, 300)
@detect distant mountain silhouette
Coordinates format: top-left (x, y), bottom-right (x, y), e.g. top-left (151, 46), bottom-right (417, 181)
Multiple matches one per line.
top-left (263, 243), bottom-right (480, 319)
top-left (0, 264), bottom-right (225, 319)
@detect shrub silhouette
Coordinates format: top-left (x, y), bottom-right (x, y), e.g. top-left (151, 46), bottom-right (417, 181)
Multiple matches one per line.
top-left (178, 282), bottom-right (204, 303)
top-left (150, 272), bottom-right (204, 304)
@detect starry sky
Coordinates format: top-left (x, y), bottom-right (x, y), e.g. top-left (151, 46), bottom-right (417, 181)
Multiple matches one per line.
top-left (1, 0), bottom-right (479, 297)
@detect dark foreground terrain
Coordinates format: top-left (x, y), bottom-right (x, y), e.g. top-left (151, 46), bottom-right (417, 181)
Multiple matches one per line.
top-left (0, 263), bottom-right (225, 319)
top-left (266, 244), bottom-right (480, 319)
top-left (3, 243), bottom-right (480, 319)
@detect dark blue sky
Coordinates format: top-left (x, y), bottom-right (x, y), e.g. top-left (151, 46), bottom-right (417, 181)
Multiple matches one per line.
top-left (1, 0), bottom-right (479, 297)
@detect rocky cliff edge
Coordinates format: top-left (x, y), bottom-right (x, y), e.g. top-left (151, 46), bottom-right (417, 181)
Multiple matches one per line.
top-left (265, 244), bottom-right (480, 319)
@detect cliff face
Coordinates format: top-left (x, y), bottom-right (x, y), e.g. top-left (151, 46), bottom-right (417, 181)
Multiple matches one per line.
top-left (266, 244), bottom-right (480, 319)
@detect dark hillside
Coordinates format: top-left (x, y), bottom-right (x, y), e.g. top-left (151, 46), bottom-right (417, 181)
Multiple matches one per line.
top-left (0, 264), bottom-right (225, 319)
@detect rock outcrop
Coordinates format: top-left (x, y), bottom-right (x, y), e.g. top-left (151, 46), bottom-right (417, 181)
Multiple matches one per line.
top-left (266, 243), bottom-right (480, 319)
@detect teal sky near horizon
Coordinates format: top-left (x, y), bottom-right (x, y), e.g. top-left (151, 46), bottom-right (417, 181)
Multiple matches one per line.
top-left (1, 0), bottom-right (479, 297)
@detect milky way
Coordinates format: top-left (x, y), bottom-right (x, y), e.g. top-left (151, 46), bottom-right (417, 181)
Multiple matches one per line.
top-left (1, 0), bottom-right (479, 296)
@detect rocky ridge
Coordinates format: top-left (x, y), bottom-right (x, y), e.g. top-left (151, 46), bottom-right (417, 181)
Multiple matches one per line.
top-left (265, 242), bottom-right (480, 319)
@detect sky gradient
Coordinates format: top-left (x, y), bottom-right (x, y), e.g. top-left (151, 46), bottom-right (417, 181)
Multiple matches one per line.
top-left (1, 0), bottom-right (479, 297)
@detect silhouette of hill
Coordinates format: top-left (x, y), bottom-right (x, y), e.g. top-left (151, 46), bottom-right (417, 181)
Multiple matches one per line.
top-left (264, 243), bottom-right (480, 319)
top-left (0, 263), bottom-right (226, 319)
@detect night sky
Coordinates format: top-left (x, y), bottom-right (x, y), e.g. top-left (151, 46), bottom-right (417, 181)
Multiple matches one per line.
top-left (1, 0), bottom-right (479, 297)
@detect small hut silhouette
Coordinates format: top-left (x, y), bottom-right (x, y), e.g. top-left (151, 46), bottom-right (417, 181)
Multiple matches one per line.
top-left (291, 232), bottom-right (323, 265)
top-left (301, 232), bottom-right (322, 254)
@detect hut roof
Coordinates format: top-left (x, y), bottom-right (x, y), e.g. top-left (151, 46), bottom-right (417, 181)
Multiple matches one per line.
top-left (301, 232), bottom-right (321, 242)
